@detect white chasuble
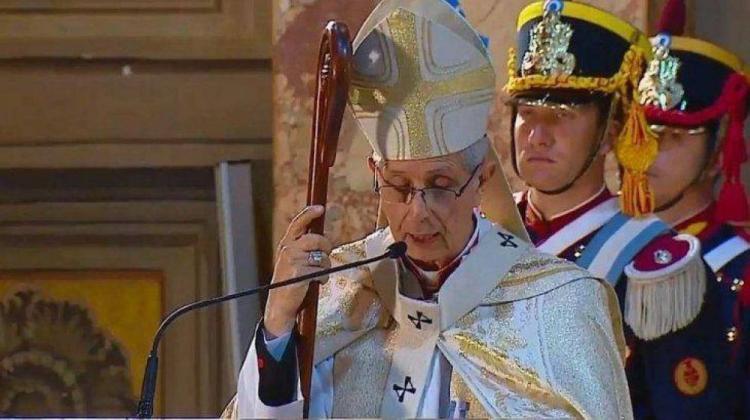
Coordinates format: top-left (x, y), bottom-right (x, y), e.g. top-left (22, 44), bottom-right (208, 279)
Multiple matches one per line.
top-left (229, 217), bottom-right (633, 419)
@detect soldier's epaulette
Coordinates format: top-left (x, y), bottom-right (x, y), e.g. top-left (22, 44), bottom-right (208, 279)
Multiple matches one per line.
top-left (624, 234), bottom-right (706, 341)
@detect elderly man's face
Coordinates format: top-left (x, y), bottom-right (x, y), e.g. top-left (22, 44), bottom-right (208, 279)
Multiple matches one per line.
top-left (369, 154), bottom-right (485, 269)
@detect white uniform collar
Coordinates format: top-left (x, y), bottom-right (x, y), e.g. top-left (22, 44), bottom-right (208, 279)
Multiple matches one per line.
top-left (528, 184), bottom-right (607, 221)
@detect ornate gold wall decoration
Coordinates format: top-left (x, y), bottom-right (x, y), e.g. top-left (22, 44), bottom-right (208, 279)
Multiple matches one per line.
top-left (0, 271), bottom-right (162, 417)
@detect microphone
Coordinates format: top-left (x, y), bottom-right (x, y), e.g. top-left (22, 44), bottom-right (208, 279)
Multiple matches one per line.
top-left (135, 241), bottom-right (406, 418)
top-left (385, 240), bottom-right (406, 259)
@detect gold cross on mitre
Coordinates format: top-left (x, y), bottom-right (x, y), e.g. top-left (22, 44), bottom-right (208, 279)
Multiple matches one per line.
top-left (349, 0), bottom-right (496, 161)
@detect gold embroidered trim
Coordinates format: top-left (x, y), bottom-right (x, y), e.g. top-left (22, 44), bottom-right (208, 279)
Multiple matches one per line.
top-left (452, 333), bottom-right (577, 414)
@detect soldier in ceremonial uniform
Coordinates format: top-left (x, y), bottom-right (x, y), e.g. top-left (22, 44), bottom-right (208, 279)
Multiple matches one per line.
top-left (637, 0), bottom-right (750, 415)
top-left (506, 0), bottom-right (740, 417)
top-left (222, 0), bottom-right (632, 418)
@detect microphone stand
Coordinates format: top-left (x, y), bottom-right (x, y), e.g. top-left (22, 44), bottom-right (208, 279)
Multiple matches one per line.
top-left (135, 242), bottom-right (406, 418)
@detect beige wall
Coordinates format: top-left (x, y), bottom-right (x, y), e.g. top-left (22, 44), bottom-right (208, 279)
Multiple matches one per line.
top-left (694, 0), bottom-right (749, 64)
top-left (0, 0), bottom-right (273, 416)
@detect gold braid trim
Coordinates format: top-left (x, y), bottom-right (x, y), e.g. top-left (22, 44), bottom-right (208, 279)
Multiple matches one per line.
top-left (505, 45), bottom-right (658, 217)
top-left (505, 47), bottom-right (634, 94)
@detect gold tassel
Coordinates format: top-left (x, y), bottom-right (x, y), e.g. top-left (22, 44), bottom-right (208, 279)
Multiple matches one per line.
top-left (619, 171), bottom-right (655, 218)
top-left (624, 235), bottom-right (706, 340)
top-left (615, 97), bottom-right (659, 217)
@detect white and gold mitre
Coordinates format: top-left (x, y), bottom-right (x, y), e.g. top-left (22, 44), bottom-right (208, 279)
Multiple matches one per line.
top-left (349, 0), bottom-right (496, 160)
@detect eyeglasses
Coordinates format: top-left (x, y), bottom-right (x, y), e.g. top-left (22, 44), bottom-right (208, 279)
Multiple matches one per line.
top-left (649, 124), bottom-right (707, 136)
top-left (374, 164), bottom-right (482, 206)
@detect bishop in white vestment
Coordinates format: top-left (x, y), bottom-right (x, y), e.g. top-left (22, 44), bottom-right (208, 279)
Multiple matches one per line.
top-left (223, 0), bottom-right (633, 418)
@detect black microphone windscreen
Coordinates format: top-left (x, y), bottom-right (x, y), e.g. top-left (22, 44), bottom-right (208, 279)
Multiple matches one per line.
top-left (387, 241), bottom-right (407, 259)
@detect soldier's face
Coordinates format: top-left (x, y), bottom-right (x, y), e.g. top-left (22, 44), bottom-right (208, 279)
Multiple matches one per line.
top-left (513, 102), bottom-right (604, 191)
top-left (369, 155), bottom-right (484, 269)
top-left (647, 126), bottom-right (712, 207)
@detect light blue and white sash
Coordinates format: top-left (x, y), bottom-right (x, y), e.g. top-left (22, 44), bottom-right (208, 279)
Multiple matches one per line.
top-left (575, 213), bottom-right (671, 285)
top-left (537, 197), bottom-right (619, 257)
